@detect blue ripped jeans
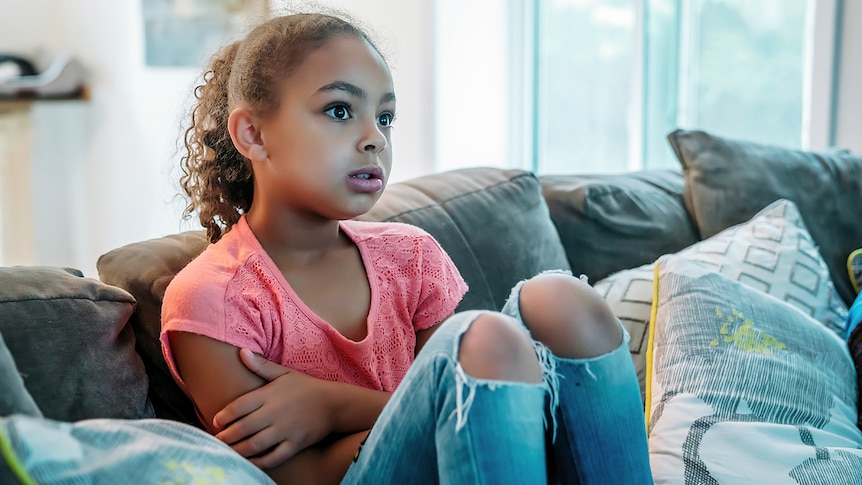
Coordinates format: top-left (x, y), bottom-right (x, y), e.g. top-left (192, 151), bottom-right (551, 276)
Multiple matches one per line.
top-left (342, 276), bottom-right (653, 484)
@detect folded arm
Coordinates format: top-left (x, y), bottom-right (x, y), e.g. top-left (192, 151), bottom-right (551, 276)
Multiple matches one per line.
top-left (168, 331), bottom-right (386, 484)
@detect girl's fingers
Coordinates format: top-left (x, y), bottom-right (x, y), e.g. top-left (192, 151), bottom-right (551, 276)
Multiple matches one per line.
top-left (250, 439), bottom-right (301, 469)
top-left (215, 410), bottom-right (269, 444)
top-left (214, 393), bottom-right (264, 429)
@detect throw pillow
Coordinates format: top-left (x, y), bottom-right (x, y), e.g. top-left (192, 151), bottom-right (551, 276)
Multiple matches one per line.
top-left (0, 331), bottom-right (41, 417)
top-left (97, 231), bottom-right (209, 425)
top-left (540, 170), bottom-right (698, 282)
top-left (0, 267), bottom-right (152, 421)
top-left (667, 128), bottom-right (862, 305)
top-left (594, 199), bottom-right (849, 398)
top-left (0, 415), bottom-right (274, 484)
top-left (646, 255), bottom-right (862, 483)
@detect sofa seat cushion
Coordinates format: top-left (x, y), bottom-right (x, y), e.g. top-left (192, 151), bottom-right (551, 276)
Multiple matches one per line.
top-left (668, 128), bottom-right (862, 305)
top-left (0, 267), bottom-right (152, 421)
top-left (539, 169), bottom-right (698, 283)
top-left (646, 255), bottom-right (862, 483)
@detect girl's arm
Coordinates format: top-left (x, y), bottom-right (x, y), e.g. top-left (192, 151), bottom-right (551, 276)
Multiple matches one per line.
top-left (168, 331), bottom-right (382, 482)
top-left (415, 322), bottom-right (442, 356)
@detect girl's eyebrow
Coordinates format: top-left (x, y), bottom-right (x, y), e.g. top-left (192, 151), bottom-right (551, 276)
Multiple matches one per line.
top-left (317, 81), bottom-right (396, 103)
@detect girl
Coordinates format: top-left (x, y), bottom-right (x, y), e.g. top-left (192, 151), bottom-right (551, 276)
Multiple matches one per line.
top-left (161, 12), bottom-right (652, 484)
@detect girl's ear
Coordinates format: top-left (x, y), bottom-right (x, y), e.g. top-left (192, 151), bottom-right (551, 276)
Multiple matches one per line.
top-left (228, 108), bottom-right (267, 162)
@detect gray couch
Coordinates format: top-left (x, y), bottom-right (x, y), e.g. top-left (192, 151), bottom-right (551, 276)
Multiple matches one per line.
top-left (2, 129), bottom-right (861, 482)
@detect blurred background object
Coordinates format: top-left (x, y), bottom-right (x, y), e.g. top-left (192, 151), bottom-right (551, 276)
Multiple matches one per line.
top-left (0, 54), bottom-right (86, 99)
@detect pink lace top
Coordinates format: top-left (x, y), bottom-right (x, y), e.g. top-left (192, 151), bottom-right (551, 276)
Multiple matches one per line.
top-left (161, 216), bottom-right (468, 395)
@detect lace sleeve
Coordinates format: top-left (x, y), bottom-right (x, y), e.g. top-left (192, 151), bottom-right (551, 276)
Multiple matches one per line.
top-left (412, 234), bottom-right (469, 330)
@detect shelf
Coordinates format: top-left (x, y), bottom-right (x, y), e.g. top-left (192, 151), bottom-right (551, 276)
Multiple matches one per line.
top-left (0, 86), bottom-right (90, 113)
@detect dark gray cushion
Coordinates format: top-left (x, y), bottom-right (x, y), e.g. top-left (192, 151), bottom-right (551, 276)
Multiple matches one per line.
top-left (98, 232), bottom-right (209, 426)
top-left (668, 128), bottom-right (862, 305)
top-left (0, 267), bottom-right (152, 421)
top-left (0, 331), bottom-right (41, 417)
top-left (539, 170), bottom-right (699, 282)
top-left (358, 167), bottom-right (571, 310)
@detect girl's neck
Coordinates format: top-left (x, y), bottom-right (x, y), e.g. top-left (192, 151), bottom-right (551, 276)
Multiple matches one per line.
top-left (245, 206), bottom-right (348, 265)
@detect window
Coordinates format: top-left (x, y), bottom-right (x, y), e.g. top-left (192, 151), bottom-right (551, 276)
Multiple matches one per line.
top-left (435, 0), bottom-right (841, 174)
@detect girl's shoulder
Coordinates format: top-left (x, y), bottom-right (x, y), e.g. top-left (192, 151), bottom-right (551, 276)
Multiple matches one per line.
top-left (340, 219), bottom-right (434, 241)
top-left (166, 219), bottom-right (263, 302)
top-left (340, 220), bottom-right (448, 261)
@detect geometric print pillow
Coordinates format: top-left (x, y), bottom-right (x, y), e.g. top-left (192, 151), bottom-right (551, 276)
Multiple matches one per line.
top-left (646, 255), bottom-right (862, 484)
top-left (594, 199), bottom-right (849, 399)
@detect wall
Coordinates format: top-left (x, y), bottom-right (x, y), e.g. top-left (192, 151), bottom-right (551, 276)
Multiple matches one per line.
top-left (0, 0), bottom-right (434, 276)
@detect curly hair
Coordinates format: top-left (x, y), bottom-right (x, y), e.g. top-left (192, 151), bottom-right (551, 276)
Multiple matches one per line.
top-left (179, 13), bottom-right (382, 243)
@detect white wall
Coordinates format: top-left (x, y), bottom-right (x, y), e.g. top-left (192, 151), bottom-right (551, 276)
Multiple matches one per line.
top-left (0, 0), bottom-right (435, 276)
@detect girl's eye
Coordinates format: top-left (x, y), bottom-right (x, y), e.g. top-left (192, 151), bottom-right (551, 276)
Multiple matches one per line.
top-left (378, 112), bottom-right (394, 127)
top-left (324, 105), bottom-right (351, 120)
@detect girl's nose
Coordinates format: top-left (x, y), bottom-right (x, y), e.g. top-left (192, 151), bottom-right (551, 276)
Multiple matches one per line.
top-left (359, 122), bottom-right (387, 153)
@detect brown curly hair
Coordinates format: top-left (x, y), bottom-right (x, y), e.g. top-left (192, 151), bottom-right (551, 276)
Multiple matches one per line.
top-left (180, 13), bottom-right (382, 243)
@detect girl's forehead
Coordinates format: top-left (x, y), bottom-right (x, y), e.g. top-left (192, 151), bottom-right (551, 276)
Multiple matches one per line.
top-left (290, 35), bottom-right (393, 94)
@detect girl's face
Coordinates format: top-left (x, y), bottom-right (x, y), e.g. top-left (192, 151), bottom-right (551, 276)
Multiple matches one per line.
top-left (255, 35), bottom-right (395, 221)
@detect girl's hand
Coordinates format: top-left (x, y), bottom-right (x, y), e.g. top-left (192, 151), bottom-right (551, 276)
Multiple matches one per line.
top-left (213, 349), bottom-right (334, 468)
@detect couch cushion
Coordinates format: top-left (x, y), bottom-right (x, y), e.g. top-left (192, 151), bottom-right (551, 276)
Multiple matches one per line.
top-left (0, 331), bottom-right (41, 417)
top-left (98, 232), bottom-right (209, 425)
top-left (595, 199), bottom-right (848, 399)
top-left (540, 170), bottom-right (698, 282)
top-left (668, 128), bottom-right (862, 305)
top-left (646, 255), bottom-right (862, 483)
top-left (359, 167), bottom-right (571, 310)
top-left (0, 267), bottom-right (152, 421)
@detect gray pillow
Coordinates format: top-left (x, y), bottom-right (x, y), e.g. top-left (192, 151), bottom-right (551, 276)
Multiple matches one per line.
top-left (0, 331), bottom-right (41, 417)
top-left (358, 167), bottom-right (571, 311)
top-left (539, 170), bottom-right (699, 282)
top-left (668, 129), bottom-right (862, 305)
top-left (98, 232), bottom-right (209, 426)
top-left (0, 267), bottom-right (152, 421)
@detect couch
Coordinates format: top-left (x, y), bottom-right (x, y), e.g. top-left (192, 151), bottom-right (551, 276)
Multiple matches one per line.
top-left (2, 129), bottom-right (862, 483)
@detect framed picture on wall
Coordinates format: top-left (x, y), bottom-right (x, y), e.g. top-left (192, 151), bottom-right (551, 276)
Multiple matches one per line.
top-left (143, 0), bottom-right (270, 68)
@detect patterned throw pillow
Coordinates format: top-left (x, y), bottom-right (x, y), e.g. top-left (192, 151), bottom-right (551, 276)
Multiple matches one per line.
top-left (667, 128), bottom-right (862, 305)
top-left (0, 416), bottom-right (274, 484)
top-left (646, 255), bottom-right (862, 483)
top-left (594, 199), bottom-right (848, 398)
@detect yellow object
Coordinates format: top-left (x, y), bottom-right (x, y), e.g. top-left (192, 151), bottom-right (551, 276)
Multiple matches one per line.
top-left (643, 263), bottom-right (661, 430)
top-left (0, 417), bottom-right (38, 485)
top-left (848, 248), bottom-right (862, 295)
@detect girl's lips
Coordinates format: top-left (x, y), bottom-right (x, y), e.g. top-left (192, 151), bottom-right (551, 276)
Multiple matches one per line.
top-left (346, 166), bottom-right (385, 193)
